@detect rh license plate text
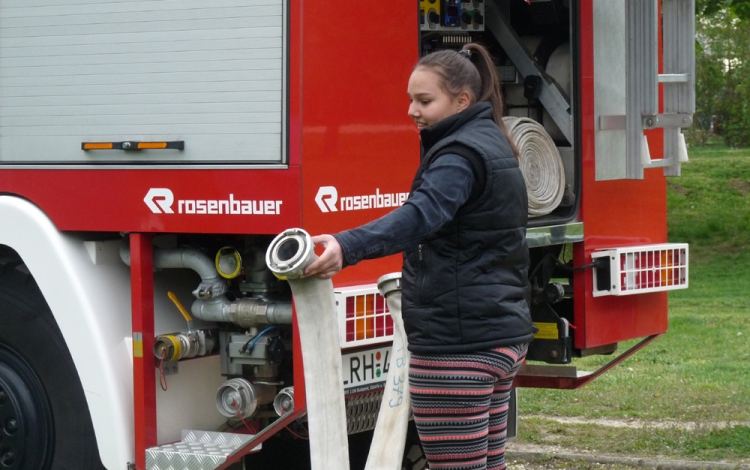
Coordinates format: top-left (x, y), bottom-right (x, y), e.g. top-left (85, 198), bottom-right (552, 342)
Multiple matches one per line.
top-left (341, 346), bottom-right (391, 394)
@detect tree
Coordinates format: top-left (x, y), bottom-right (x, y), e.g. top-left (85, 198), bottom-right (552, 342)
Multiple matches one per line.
top-left (689, 5), bottom-right (750, 147)
top-left (696, 0), bottom-right (750, 20)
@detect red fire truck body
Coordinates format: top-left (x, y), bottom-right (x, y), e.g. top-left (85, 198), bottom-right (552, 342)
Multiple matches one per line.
top-left (0, 0), bottom-right (693, 469)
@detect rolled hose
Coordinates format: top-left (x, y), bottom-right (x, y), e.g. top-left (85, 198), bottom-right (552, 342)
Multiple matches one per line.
top-left (266, 229), bottom-right (350, 470)
top-left (365, 272), bottom-right (411, 470)
top-left (503, 116), bottom-right (566, 217)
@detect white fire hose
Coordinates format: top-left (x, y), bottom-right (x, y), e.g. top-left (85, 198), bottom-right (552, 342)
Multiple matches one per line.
top-left (266, 230), bottom-right (411, 470)
top-left (266, 229), bottom-right (350, 470)
top-left (365, 272), bottom-right (411, 470)
top-left (503, 116), bottom-right (566, 217)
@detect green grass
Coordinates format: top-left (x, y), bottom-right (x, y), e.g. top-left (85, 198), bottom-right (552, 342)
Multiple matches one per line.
top-left (667, 145), bottom-right (750, 250)
top-left (516, 144), bottom-right (750, 462)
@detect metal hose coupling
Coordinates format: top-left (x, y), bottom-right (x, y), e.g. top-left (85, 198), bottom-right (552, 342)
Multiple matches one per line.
top-left (265, 228), bottom-right (316, 280)
top-left (273, 386), bottom-right (295, 416)
top-left (153, 330), bottom-right (216, 362)
top-left (215, 378), bottom-right (275, 420)
top-left (377, 272), bottom-right (402, 298)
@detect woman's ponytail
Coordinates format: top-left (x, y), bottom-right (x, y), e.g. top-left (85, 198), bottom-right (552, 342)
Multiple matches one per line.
top-left (462, 44), bottom-right (520, 158)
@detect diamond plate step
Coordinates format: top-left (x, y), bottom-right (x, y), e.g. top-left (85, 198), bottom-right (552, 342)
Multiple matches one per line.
top-left (146, 429), bottom-right (259, 470)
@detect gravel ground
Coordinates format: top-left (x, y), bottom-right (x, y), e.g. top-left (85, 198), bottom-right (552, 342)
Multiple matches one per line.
top-left (507, 443), bottom-right (642, 469)
top-left (508, 461), bottom-right (633, 469)
top-left (506, 442), bottom-right (750, 469)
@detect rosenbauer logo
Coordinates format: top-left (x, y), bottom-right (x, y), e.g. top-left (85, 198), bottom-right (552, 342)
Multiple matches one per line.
top-left (144, 188), bottom-right (282, 215)
top-left (314, 186), bottom-right (409, 213)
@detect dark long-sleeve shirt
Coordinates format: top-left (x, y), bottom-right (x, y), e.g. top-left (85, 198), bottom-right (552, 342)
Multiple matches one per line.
top-left (334, 154), bottom-right (475, 267)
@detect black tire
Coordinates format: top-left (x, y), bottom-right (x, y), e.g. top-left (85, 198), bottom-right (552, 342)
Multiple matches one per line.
top-left (0, 263), bottom-right (104, 470)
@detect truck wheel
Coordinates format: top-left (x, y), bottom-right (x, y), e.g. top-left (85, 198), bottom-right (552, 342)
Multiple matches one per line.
top-left (0, 263), bottom-right (104, 470)
top-left (401, 421), bottom-right (427, 470)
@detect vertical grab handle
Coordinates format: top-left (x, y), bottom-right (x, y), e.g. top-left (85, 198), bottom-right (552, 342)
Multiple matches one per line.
top-left (662, 0), bottom-right (696, 176)
top-left (625, 0), bottom-right (659, 180)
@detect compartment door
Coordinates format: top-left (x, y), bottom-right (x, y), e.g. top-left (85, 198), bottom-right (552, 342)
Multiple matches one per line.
top-left (0, 0), bottom-right (286, 164)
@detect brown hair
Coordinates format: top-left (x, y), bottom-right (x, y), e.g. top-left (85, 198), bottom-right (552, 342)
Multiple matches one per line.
top-left (415, 44), bottom-right (519, 157)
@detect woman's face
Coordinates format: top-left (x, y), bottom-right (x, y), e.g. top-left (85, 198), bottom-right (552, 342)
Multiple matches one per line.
top-left (407, 68), bottom-right (470, 131)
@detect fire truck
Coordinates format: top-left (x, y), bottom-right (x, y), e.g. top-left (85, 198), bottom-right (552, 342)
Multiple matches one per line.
top-left (0, 0), bottom-right (694, 469)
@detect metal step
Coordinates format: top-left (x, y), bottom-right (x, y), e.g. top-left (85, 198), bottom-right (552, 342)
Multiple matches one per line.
top-left (146, 430), bottom-right (258, 470)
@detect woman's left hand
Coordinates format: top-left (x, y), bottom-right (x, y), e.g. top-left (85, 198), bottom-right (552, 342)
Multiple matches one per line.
top-left (302, 234), bottom-right (344, 279)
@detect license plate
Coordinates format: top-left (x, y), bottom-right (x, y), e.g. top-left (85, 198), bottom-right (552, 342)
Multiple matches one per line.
top-left (341, 345), bottom-right (391, 395)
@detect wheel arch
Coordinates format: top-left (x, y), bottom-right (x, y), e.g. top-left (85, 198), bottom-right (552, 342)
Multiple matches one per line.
top-left (0, 195), bottom-right (134, 469)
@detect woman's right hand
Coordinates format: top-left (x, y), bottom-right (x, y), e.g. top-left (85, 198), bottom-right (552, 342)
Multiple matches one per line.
top-left (302, 234), bottom-right (344, 279)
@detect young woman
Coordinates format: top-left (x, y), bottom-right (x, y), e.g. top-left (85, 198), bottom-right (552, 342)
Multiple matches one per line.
top-left (304, 44), bottom-right (534, 470)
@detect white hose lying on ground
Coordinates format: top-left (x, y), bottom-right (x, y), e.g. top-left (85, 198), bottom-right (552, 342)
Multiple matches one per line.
top-left (266, 229), bottom-right (350, 470)
top-left (365, 272), bottom-right (411, 470)
top-left (503, 116), bottom-right (566, 217)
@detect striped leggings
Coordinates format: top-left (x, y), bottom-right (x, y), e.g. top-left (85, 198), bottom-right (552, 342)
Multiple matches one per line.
top-left (408, 343), bottom-right (528, 470)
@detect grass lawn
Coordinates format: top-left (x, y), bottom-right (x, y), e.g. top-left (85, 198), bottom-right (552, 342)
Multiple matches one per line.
top-left (515, 145), bottom-right (750, 462)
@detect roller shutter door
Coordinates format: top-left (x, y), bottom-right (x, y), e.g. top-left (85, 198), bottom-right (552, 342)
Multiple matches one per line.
top-left (0, 0), bottom-right (286, 164)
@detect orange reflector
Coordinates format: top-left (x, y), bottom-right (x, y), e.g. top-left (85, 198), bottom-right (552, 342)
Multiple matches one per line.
top-left (82, 142), bottom-right (113, 150)
top-left (344, 291), bottom-right (393, 343)
top-left (82, 140), bottom-right (183, 151)
top-left (137, 142), bottom-right (168, 150)
top-left (592, 243), bottom-right (689, 297)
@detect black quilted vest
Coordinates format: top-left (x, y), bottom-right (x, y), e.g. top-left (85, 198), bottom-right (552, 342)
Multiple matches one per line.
top-left (401, 102), bottom-right (534, 353)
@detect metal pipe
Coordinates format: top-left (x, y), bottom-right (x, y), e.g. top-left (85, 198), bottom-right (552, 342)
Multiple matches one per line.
top-left (228, 298), bottom-right (293, 326)
top-left (120, 243), bottom-right (216, 281)
top-left (191, 297), bottom-right (293, 326)
top-left (190, 297), bottom-right (232, 323)
top-left (120, 243), bottom-right (227, 299)
top-left (121, 241), bottom-right (292, 326)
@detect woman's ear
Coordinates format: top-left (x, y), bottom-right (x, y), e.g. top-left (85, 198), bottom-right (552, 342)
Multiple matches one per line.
top-left (457, 90), bottom-right (472, 112)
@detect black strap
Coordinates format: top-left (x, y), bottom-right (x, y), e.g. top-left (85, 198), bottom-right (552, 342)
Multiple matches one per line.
top-left (432, 143), bottom-right (487, 207)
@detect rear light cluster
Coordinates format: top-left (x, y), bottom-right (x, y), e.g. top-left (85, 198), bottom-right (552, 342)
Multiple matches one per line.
top-left (335, 286), bottom-right (394, 347)
top-left (592, 243), bottom-right (689, 296)
top-left (620, 249), bottom-right (685, 291)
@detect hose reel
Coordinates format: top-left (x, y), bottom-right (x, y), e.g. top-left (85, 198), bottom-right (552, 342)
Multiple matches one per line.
top-left (503, 116), bottom-right (566, 217)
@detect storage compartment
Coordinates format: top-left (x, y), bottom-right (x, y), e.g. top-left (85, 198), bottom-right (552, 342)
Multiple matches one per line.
top-left (419, 0), bottom-right (583, 364)
top-left (419, 0), bottom-right (578, 226)
top-left (0, 0), bottom-right (287, 164)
